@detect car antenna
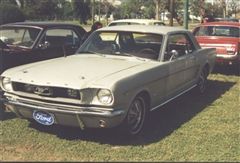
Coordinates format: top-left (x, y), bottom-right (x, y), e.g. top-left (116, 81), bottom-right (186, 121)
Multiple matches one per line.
top-left (62, 45), bottom-right (67, 57)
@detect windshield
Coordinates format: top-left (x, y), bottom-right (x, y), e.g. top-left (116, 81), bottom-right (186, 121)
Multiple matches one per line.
top-left (78, 31), bottom-right (163, 60)
top-left (0, 27), bottom-right (41, 48)
top-left (194, 26), bottom-right (239, 38)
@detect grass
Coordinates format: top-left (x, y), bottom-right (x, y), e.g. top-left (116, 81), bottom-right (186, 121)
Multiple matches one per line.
top-left (0, 69), bottom-right (239, 161)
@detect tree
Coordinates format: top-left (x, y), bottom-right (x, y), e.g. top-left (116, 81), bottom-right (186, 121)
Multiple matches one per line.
top-left (0, 3), bottom-right (25, 25)
top-left (72, 0), bottom-right (90, 24)
top-left (34, 0), bottom-right (58, 20)
top-left (15, 0), bottom-right (59, 20)
top-left (0, 0), bottom-right (18, 6)
top-left (120, 0), bottom-right (144, 18)
top-left (228, 0), bottom-right (240, 17)
top-left (60, 0), bottom-right (74, 20)
top-left (165, 0), bottom-right (184, 25)
top-left (154, 0), bottom-right (167, 20)
top-left (141, 0), bottom-right (155, 19)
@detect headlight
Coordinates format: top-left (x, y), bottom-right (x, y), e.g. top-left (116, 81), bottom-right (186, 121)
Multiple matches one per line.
top-left (97, 89), bottom-right (113, 104)
top-left (2, 77), bottom-right (13, 91)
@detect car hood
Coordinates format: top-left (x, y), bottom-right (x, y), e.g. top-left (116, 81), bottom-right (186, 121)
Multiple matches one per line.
top-left (3, 54), bottom-right (146, 89)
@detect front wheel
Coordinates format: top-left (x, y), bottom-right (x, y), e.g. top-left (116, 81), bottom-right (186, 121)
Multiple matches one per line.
top-left (0, 102), bottom-right (4, 120)
top-left (124, 95), bottom-right (148, 136)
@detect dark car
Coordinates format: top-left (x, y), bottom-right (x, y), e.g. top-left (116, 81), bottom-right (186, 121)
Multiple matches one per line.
top-left (0, 22), bottom-right (86, 115)
top-left (0, 22), bottom-right (86, 73)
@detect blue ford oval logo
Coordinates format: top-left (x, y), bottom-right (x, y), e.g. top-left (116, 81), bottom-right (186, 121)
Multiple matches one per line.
top-left (33, 110), bottom-right (54, 126)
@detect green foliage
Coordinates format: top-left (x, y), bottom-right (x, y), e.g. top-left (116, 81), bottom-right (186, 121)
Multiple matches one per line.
top-left (0, 3), bottom-right (25, 25)
top-left (21, 0), bottom-right (58, 20)
top-left (140, 0), bottom-right (155, 19)
top-left (94, 0), bottom-right (115, 19)
top-left (120, 0), bottom-right (144, 18)
top-left (0, 0), bottom-right (17, 5)
top-left (190, 0), bottom-right (203, 17)
top-left (61, 1), bottom-right (74, 20)
top-left (71, 0), bottom-right (90, 24)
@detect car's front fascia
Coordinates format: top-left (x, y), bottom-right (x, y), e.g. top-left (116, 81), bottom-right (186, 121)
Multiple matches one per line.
top-left (0, 54), bottom-right (152, 129)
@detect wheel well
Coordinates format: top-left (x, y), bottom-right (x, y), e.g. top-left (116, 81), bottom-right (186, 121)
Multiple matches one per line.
top-left (137, 91), bottom-right (151, 110)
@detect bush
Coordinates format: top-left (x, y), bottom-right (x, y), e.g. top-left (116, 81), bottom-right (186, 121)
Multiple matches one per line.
top-left (0, 4), bottom-right (25, 25)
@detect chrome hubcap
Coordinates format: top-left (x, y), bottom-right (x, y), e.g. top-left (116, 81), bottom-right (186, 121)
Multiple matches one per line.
top-left (127, 97), bottom-right (145, 134)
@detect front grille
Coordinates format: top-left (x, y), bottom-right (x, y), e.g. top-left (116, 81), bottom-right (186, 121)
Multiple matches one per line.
top-left (12, 82), bottom-right (80, 100)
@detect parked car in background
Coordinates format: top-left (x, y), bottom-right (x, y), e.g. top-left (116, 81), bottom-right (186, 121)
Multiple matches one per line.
top-left (108, 19), bottom-right (165, 26)
top-left (193, 22), bottom-right (239, 67)
top-left (0, 22), bottom-right (86, 73)
top-left (0, 25), bottom-right (216, 135)
top-left (214, 18), bottom-right (239, 22)
top-left (0, 22), bottom-right (86, 114)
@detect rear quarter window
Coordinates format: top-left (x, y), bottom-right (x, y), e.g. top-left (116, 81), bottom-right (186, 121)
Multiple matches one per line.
top-left (194, 26), bottom-right (239, 37)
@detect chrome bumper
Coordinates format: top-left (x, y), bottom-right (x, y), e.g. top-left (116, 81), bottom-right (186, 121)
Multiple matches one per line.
top-left (215, 53), bottom-right (239, 65)
top-left (3, 93), bottom-right (125, 129)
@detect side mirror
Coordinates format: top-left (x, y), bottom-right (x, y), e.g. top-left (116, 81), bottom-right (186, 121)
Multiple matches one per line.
top-left (169, 50), bottom-right (179, 61)
top-left (38, 41), bottom-right (50, 49)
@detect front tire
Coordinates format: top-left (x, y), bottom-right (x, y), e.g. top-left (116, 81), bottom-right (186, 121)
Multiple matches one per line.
top-left (0, 102), bottom-right (4, 120)
top-left (124, 95), bottom-right (148, 136)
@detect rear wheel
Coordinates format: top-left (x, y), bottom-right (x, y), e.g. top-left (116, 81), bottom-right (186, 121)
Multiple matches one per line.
top-left (197, 68), bottom-right (208, 94)
top-left (124, 95), bottom-right (148, 136)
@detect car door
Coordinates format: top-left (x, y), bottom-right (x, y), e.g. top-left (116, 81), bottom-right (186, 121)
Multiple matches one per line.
top-left (163, 33), bottom-right (186, 98)
top-left (36, 28), bottom-right (81, 60)
top-left (183, 34), bottom-right (199, 85)
top-left (164, 33), bottom-right (199, 96)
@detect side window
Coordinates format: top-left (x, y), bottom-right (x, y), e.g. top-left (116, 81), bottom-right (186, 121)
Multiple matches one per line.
top-left (41, 29), bottom-right (80, 47)
top-left (164, 33), bottom-right (195, 61)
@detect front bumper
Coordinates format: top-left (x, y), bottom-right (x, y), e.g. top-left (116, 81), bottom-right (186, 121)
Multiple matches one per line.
top-left (3, 93), bottom-right (125, 129)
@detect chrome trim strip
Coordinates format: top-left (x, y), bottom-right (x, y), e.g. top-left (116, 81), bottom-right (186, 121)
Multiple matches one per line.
top-left (150, 84), bottom-right (197, 112)
top-left (216, 52), bottom-right (238, 59)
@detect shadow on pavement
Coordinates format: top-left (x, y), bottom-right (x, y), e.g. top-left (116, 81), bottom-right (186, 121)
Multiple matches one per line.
top-left (0, 103), bottom-right (16, 121)
top-left (212, 65), bottom-right (239, 76)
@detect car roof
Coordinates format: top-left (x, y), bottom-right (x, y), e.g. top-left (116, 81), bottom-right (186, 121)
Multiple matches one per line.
top-left (0, 21), bottom-right (82, 29)
top-left (214, 18), bottom-right (239, 21)
top-left (98, 25), bottom-right (187, 35)
top-left (110, 19), bottom-right (164, 23)
top-left (199, 21), bottom-right (240, 27)
top-left (108, 19), bottom-right (165, 25)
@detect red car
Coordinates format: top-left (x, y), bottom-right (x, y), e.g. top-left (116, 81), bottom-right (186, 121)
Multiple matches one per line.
top-left (193, 22), bottom-right (239, 67)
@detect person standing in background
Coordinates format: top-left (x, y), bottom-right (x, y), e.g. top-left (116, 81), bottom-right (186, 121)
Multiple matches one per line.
top-left (81, 21), bottom-right (103, 43)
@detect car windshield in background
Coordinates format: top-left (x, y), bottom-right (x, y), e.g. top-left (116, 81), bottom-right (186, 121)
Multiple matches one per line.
top-left (78, 31), bottom-right (163, 59)
top-left (194, 26), bottom-right (239, 38)
top-left (0, 27), bottom-right (41, 48)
